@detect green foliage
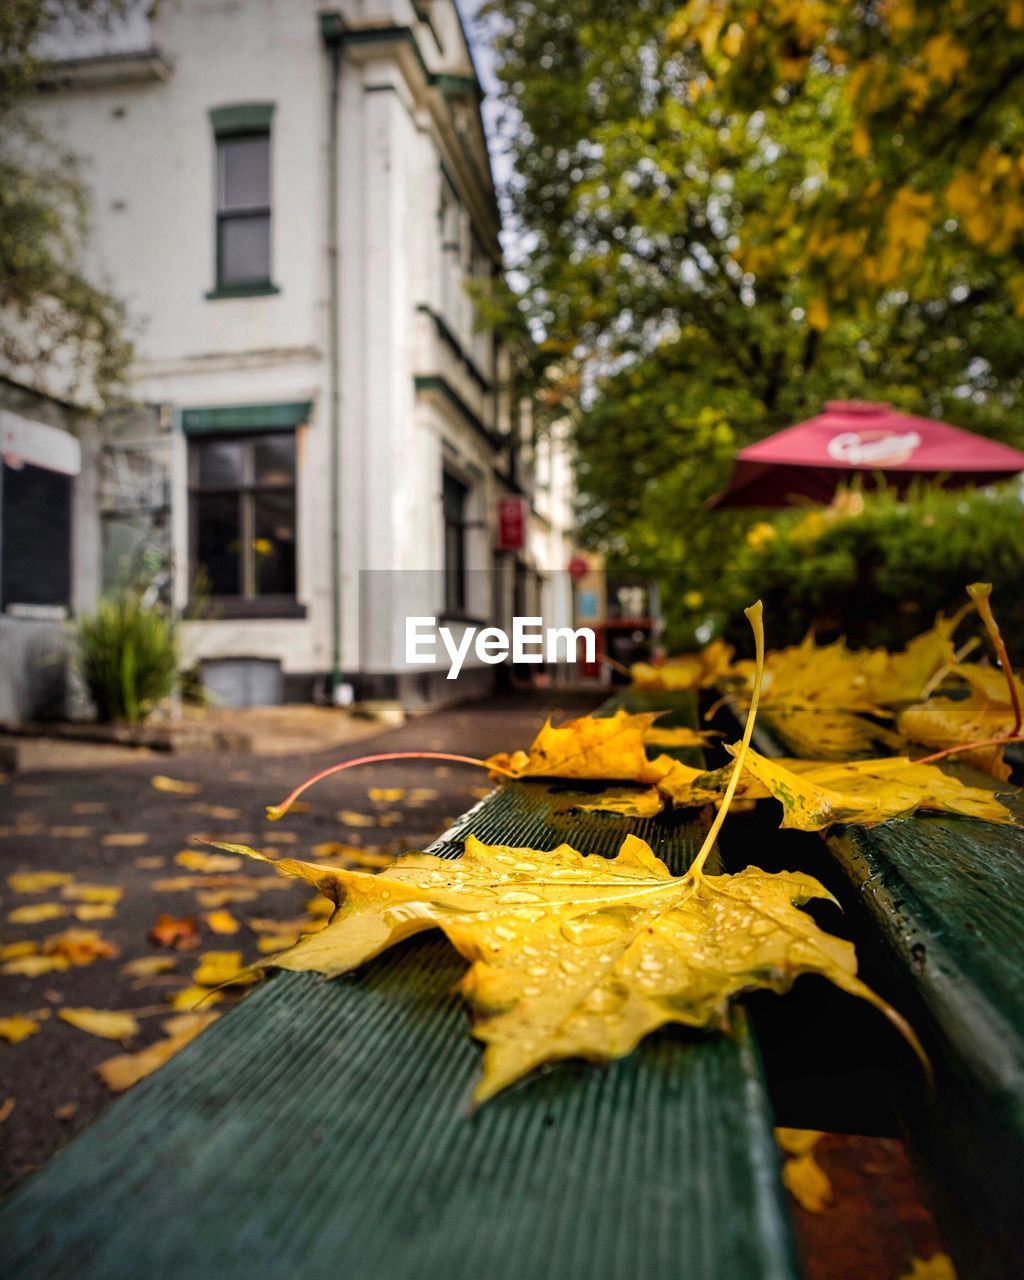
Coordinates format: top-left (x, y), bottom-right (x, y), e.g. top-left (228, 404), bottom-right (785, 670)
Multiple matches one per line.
top-left (482, 0), bottom-right (1024, 580)
top-left (714, 485), bottom-right (1024, 653)
top-left (76, 593), bottom-right (179, 723)
top-left (0, 1), bottom-right (131, 402)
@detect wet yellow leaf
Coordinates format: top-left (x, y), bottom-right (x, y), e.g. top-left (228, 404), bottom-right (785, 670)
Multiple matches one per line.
top-left (168, 985), bottom-right (222, 1012)
top-left (121, 955), bottom-right (178, 977)
top-left (337, 810), bottom-right (376, 827)
top-left (304, 895), bottom-right (334, 917)
top-left (257, 934), bottom-right (301, 953)
top-left (555, 786), bottom-right (665, 818)
top-left (0, 1014), bottom-right (44, 1043)
top-left (0, 1098), bottom-right (14, 1124)
top-left (59, 1007), bottom-right (140, 1041)
top-left (345, 850), bottom-right (395, 869)
top-left (7, 871), bottom-right (74, 894)
top-left (775, 1126), bottom-right (824, 1155)
top-left (174, 850), bottom-right (243, 874)
top-left (2, 954), bottom-right (71, 977)
top-left (204, 909), bottom-right (240, 934)
top-left (48, 825), bottom-right (93, 839)
top-left (61, 884), bottom-right (123, 904)
top-left (74, 904), bottom-right (116, 922)
top-left (196, 888), bottom-right (260, 908)
top-left (190, 803), bottom-right (241, 820)
top-left (102, 833), bottom-right (149, 848)
top-left (192, 950), bottom-right (257, 987)
top-left (368, 787), bottom-right (406, 803)
top-left (0, 940), bottom-right (40, 961)
top-left (212, 829), bottom-right (921, 1103)
top-left (72, 802), bottom-right (106, 815)
top-left (486, 709), bottom-right (662, 783)
top-left (642, 725), bottom-right (719, 749)
top-left (311, 841), bottom-right (365, 860)
top-left (630, 638), bottom-right (734, 691)
top-left (261, 830), bottom-right (298, 844)
top-left (899, 1254), bottom-right (957, 1280)
top-left (96, 1012), bottom-right (219, 1092)
top-left (8, 902), bottom-right (69, 924)
top-left (151, 775), bottom-right (200, 796)
top-left (739, 748), bottom-right (1017, 830)
top-left (781, 1150), bottom-right (832, 1212)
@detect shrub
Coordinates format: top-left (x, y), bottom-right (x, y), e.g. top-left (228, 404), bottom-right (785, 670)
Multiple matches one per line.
top-left (718, 483), bottom-right (1024, 652)
top-left (76, 593), bottom-right (179, 723)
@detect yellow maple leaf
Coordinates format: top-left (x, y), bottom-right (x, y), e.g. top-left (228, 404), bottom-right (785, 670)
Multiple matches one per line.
top-left (738, 749), bottom-right (1017, 829)
top-left (206, 602), bottom-right (925, 1102)
top-left (59, 1008), bottom-right (140, 1041)
top-left (151, 775), bottom-right (200, 796)
top-left (7, 902), bottom-right (69, 925)
top-left (7, 871), bottom-right (74, 894)
top-left (781, 1150), bottom-right (833, 1213)
top-left (192, 950), bottom-right (258, 987)
top-left (900, 1253), bottom-right (958, 1280)
top-left (486, 708), bottom-right (662, 782)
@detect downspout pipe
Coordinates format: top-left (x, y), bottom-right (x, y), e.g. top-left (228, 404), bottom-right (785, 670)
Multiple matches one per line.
top-left (322, 13), bottom-right (344, 694)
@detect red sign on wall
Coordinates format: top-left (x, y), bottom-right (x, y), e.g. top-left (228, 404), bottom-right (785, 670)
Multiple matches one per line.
top-left (496, 496), bottom-right (527, 551)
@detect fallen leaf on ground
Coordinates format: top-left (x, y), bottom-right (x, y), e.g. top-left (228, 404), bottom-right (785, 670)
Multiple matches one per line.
top-left (261, 830), bottom-right (298, 844)
top-left (368, 787), bottom-right (405, 803)
top-left (174, 850), bottom-right (243, 873)
top-left (0, 941), bottom-right (39, 962)
top-left (312, 841), bottom-right (366, 860)
top-left (780, 1149), bottom-right (832, 1213)
top-left (408, 788), bottom-right (438, 802)
top-left (204, 909), bottom-right (240, 934)
top-left (102, 832), bottom-right (149, 848)
top-left (190, 804), bottom-right (241, 821)
top-left (899, 689), bottom-right (1015, 780)
top-left (257, 934), bottom-right (302, 953)
top-left (196, 889), bottom-right (260, 908)
top-left (148, 914), bottom-right (201, 950)
top-left (168, 985), bottom-right (223, 1012)
top-left (73, 802), bottom-right (106, 815)
top-left (642, 724), bottom-right (719, 749)
top-left (337, 810), bottom-right (376, 827)
top-left (96, 1012), bottom-right (219, 1092)
top-left (8, 903), bottom-right (69, 924)
top-left (486, 709), bottom-right (662, 783)
top-left (54, 1102), bottom-right (77, 1121)
top-left (74, 904), bottom-right (116, 922)
top-left (48, 825), bottom-right (93, 839)
top-left (247, 915), bottom-right (325, 935)
top-left (154, 874), bottom-right (288, 892)
top-left (134, 855), bottom-right (165, 869)
top-left (59, 1007), bottom-right (140, 1041)
top-left (151, 775), bottom-right (200, 796)
top-left (8, 871), bottom-right (74, 894)
top-left (0, 1014), bottom-right (44, 1043)
top-left (192, 950), bottom-right (258, 987)
top-left (4, 928), bottom-right (116, 976)
top-left (0, 1098), bottom-right (14, 1124)
top-left (304, 895), bottom-right (334, 917)
top-left (900, 1253), bottom-right (958, 1280)
top-left (61, 884), bottom-right (123, 904)
top-left (121, 955), bottom-right (178, 977)
top-left (630, 638), bottom-right (735, 691)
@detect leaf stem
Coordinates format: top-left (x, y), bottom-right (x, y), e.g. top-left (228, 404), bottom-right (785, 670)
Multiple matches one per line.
top-left (967, 582), bottom-right (1022, 736)
top-left (916, 732), bottom-right (1021, 767)
top-left (267, 752), bottom-right (516, 820)
top-left (691, 601), bottom-right (764, 877)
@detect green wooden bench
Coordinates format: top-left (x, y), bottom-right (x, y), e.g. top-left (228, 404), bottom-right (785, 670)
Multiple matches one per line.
top-left (0, 690), bottom-right (801, 1280)
top-left (745, 714), bottom-right (1024, 1280)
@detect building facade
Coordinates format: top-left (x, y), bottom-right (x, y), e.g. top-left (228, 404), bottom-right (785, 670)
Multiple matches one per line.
top-left (3, 0), bottom-right (574, 714)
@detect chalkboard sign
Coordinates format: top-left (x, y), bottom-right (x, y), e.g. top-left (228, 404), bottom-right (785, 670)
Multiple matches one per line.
top-left (1, 460), bottom-right (72, 612)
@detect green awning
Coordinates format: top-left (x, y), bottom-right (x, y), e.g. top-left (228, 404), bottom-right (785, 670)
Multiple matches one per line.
top-left (181, 402), bottom-right (312, 435)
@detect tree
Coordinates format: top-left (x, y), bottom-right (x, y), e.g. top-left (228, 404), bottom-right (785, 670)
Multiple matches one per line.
top-left (0, 1), bottom-right (132, 404)
top-left (482, 0), bottom-right (1024, 610)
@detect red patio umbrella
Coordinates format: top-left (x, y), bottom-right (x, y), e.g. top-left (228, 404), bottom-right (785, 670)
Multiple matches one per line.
top-left (707, 401), bottom-right (1024, 508)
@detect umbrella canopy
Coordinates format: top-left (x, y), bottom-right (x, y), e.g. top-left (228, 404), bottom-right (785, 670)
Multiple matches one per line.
top-left (708, 401), bottom-right (1024, 508)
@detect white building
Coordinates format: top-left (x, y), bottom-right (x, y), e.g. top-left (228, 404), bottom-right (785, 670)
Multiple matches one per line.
top-left (1, 0), bottom-right (576, 713)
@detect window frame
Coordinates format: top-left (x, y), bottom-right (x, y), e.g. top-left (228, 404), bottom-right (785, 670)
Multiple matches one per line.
top-left (442, 467), bottom-right (470, 619)
top-left (207, 103), bottom-right (279, 299)
top-left (187, 430), bottom-right (303, 618)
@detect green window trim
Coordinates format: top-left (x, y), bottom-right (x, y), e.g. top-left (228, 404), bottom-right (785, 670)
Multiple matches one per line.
top-left (205, 282), bottom-right (280, 300)
top-left (181, 402), bottom-right (312, 435)
top-left (209, 102), bottom-right (276, 137)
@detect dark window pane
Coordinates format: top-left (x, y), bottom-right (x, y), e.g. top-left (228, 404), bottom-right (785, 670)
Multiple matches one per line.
top-left (197, 439), bottom-right (244, 488)
top-left (1, 462), bottom-right (72, 611)
top-left (219, 136), bottom-right (270, 211)
top-left (196, 492), bottom-right (241, 595)
top-left (219, 214), bottom-right (270, 284)
top-left (254, 433), bottom-right (295, 485)
top-left (442, 470), bottom-right (468, 521)
top-left (253, 491), bottom-right (296, 596)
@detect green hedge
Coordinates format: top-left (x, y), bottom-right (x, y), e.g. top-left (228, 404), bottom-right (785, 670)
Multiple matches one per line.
top-left (673, 484), bottom-right (1024, 653)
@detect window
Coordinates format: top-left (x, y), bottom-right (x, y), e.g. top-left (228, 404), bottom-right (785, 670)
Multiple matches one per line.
top-left (208, 103), bottom-right (276, 294)
top-left (216, 134), bottom-right (271, 286)
top-left (1, 461), bottom-right (72, 616)
top-left (442, 469), bottom-right (469, 616)
top-left (189, 433), bottom-right (297, 608)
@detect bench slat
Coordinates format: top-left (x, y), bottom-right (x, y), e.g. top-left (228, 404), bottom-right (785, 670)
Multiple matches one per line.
top-left (0, 699), bottom-right (799, 1280)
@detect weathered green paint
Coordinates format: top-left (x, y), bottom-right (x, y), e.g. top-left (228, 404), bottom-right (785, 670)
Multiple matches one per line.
top-left (181, 402), bottom-right (312, 435)
top-left (0, 695), bottom-right (799, 1280)
top-left (827, 816), bottom-right (1024, 1280)
top-left (208, 103), bottom-right (276, 137)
